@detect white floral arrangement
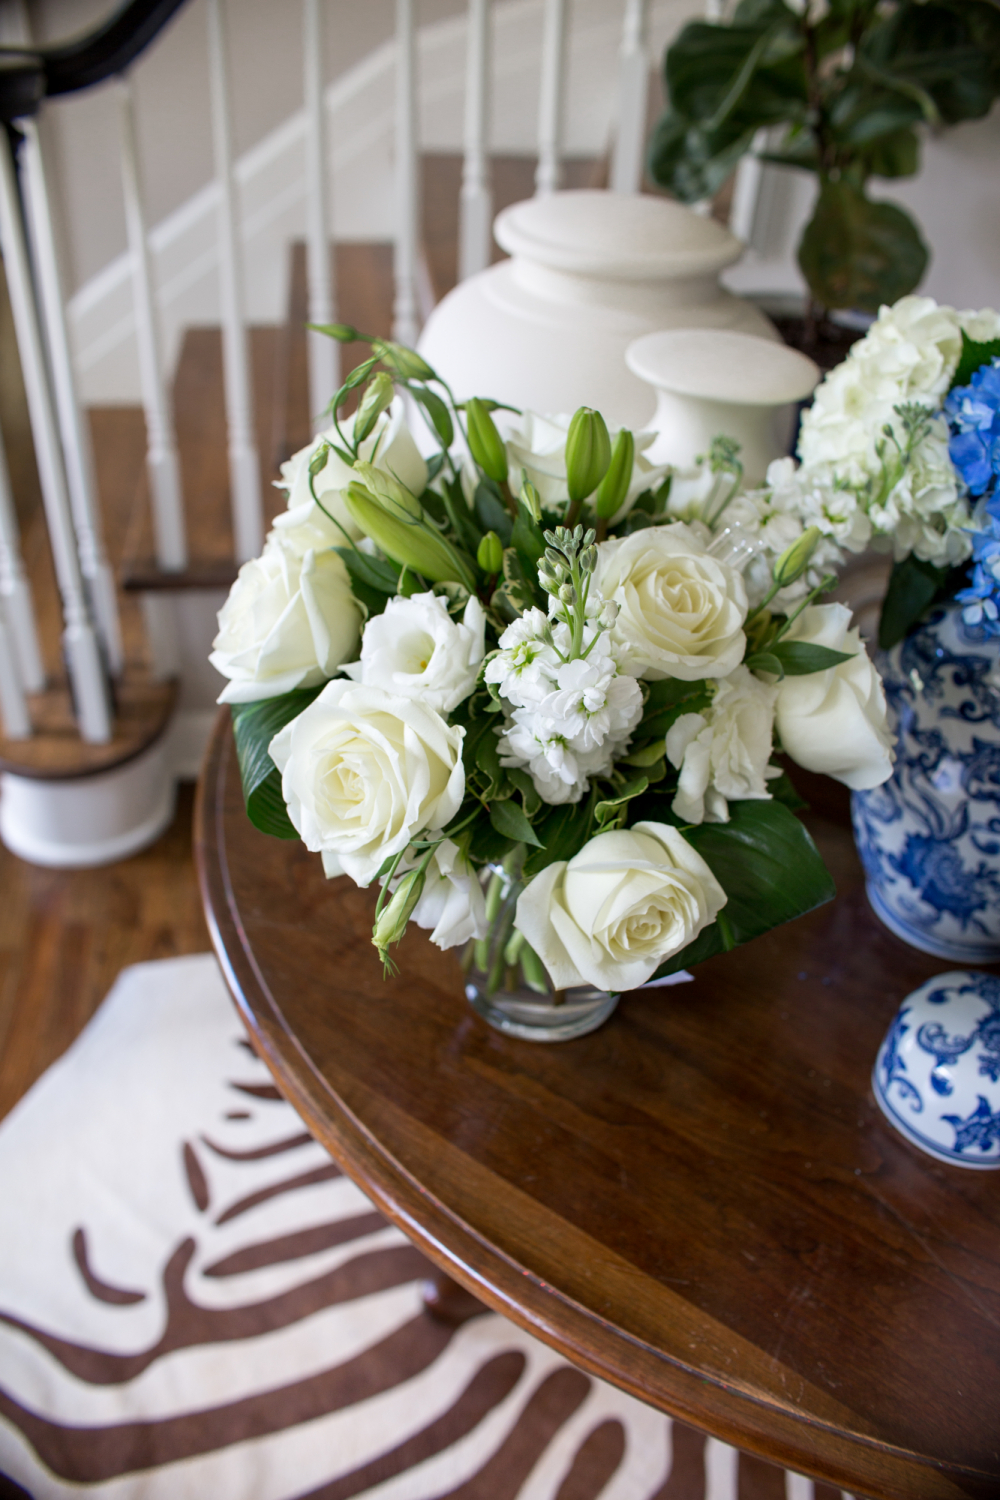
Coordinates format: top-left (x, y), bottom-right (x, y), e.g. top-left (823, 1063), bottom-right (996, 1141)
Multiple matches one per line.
top-left (724, 295), bottom-right (1000, 648)
top-left (212, 330), bottom-right (895, 1000)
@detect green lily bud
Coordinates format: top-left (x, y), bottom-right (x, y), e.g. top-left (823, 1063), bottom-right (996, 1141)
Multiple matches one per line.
top-left (565, 407), bottom-right (611, 504)
top-left (308, 442), bottom-right (332, 480)
top-left (353, 372), bottom-right (395, 444)
top-left (773, 525), bottom-right (822, 588)
top-left (594, 428), bottom-right (634, 519)
top-left (352, 460), bottom-right (421, 519)
top-left (520, 477), bottom-right (542, 522)
top-left (372, 868), bottom-right (425, 957)
top-left (465, 397), bottom-right (508, 484)
top-left (345, 481), bottom-right (476, 589)
top-left (477, 530), bottom-right (504, 574)
top-left (373, 340), bottom-right (435, 381)
top-left (310, 321), bottom-right (359, 342)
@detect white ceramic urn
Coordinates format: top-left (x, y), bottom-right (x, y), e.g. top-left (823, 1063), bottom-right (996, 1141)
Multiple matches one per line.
top-left (417, 191), bottom-right (778, 428)
top-left (625, 328), bottom-right (820, 485)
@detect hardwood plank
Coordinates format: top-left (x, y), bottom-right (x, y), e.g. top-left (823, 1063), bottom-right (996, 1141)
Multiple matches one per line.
top-left (0, 783), bottom-right (208, 1123)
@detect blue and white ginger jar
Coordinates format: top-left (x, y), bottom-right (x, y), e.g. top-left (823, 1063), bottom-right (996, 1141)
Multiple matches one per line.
top-left (852, 605), bottom-right (1000, 962)
top-left (873, 969), bottom-right (1000, 1168)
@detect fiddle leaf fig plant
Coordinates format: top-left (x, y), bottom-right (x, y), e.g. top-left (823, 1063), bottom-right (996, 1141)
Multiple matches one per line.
top-left (648, 0), bottom-right (1000, 317)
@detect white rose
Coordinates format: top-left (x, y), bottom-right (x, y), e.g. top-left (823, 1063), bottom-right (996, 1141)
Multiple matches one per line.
top-left (501, 410), bottom-right (667, 519)
top-left (515, 822), bottom-right (727, 993)
top-left (344, 591), bottom-right (485, 713)
top-left (666, 665), bottom-right (778, 825)
top-left (273, 398), bottom-right (427, 549)
top-left (394, 839), bottom-right (488, 950)
top-left (269, 680), bottom-right (466, 885)
top-left (210, 539), bottom-right (362, 704)
top-left (774, 603), bottom-right (895, 790)
top-left (596, 523), bottom-right (748, 681)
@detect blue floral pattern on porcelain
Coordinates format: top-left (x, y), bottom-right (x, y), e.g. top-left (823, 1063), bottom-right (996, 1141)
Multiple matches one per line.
top-left (873, 970), bottom-right (1000, 1168)
top-left (851, 605), bottom-right (1000, 962)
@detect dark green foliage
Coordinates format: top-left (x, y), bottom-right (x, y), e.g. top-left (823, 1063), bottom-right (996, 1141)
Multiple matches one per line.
top-left (648, 0), bottom-right (1000, 313)
top-left (877, 553), bottom-right (949, 649)
top-left (952, 331), bottom-right (1000, 390)
top-left (231, 689), bottom-right (323, 839)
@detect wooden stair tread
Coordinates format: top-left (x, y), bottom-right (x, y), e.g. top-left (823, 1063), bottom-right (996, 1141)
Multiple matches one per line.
top-left (0, 676), bottom-right (177, 780)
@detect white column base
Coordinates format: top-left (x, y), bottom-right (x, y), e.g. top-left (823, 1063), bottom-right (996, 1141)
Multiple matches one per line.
top-left (0, 740), bottom-right (175, 869)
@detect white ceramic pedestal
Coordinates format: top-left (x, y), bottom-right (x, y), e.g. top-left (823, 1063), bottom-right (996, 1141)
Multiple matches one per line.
top-left (625, 328), bottom-right (820, 485)
top-left (418, 191), bottom-right (778, 427)
top-left (0, 738), bottom-right (176, 869)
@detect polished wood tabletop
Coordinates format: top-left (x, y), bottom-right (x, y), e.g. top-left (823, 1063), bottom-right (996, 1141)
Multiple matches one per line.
top-left (196, 711), bottom-right (1000, 1500)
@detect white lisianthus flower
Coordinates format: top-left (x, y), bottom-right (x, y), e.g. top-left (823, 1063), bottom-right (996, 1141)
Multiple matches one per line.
top-left (269, 681), bottom-right (466, 885)
top-left (390, 839), bottom-right (488, 950)
top-left (500, 411), bottom-right (667, 520)
top-left (344, 591), bottom-right (485, 714)
top-left (515, 822), bottom-right (727, 992)
top-left (775, 603), bottom-right (895, 790)
top-left (596, 522), bottom-right (748, 681)
top-left (210, 538), bottom-right (362, 704)
top-left (666, 665), bottom-right (778, 825)
top-left (274, 398), bottom-right (427, 550)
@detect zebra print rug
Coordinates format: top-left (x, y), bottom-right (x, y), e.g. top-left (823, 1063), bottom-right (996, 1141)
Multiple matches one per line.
top-left (0, 954), bottom-right (847, 1500)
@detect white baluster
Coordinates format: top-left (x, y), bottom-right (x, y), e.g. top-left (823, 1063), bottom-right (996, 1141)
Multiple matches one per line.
top-left (118, 78), bottom-right (188, 572)
top-left (729, 128), bottom-right (768, 245)
top-left (393, 0), bottom-right (420, 346)
top-left (0, 422), bottom-right (44, 693)
top-left (207, 0), bottom-right (264, 562)
top-left (459, 0), bottom-right (492, 280)
top-left (610, 0), bottom-right (650, 194)
top-left (0, 614), bottom-right (30, 739)
top-left (304, 0), bottom-right (339, 428)
top-left (0, 131), bottom-right (111, 743)
top-left (20, 119), bottom-right (124, 676)
top-left (704, 0), bottom-right (725, 18)
top-left (535, 0), bottom-right (567, 197)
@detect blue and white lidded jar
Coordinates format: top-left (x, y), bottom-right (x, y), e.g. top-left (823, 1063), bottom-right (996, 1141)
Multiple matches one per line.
top-left (851, 605), bottom-right (1000, 962)
top-left (873, 970), bottom-right (1000, 1168)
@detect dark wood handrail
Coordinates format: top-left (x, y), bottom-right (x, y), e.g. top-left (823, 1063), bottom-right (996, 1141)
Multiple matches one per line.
top-left (0, 0), bottom-right (189, 121)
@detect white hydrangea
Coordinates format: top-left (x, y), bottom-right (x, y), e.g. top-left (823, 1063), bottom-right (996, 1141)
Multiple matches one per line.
top-left (485, 614), bottom-right (642, 805)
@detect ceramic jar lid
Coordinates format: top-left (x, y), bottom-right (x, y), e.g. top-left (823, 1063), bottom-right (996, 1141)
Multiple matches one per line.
top-left (626, 328), bottom-right (820, 407)
top-left (493, 190), bottom-right (744, 281)
top-left (873, 970), bottom-right (1000, 1169)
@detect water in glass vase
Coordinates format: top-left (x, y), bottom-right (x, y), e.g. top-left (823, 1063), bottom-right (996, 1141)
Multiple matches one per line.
top-left (463, 861), bottom-right (619, 1042)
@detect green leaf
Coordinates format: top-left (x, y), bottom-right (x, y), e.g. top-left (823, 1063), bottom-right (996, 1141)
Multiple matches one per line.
top-left (861, 126), bottom-right (920, 180)
top-left (474, 723), bottom-right (505, 797)
top-left (489, 797), bottom-right (543, 848)
top-left (650, 799), bottom-right (836, 980)
top-left (769, 640), bottom-right (854, 675)
top-left (952, 330), bottom-right (1000, 390)
top-left (522, 800), bottom-right (595, 879)
top-left (639, 679), bottom-right (712, 740)
top-left (510, 508), bottom-right (546, 567)
top-left (744, 651), bottom-right (784, 679)
top-left (334, 546), bottom-right (400, 616)
top-left (594, 774), bottom-right (650, 826)
top-left (877, 553), bottom-right (948, 649)
top-left (797, 179), bottom-right (928, 313)
top-left (410, 384), bottom-right (454, 448)
top-left (231, 690), bottom-right (323, 839)
top-left (473, 482), bottom-right (512, 546)
top-left (768, 768), bottom-right (808, 811)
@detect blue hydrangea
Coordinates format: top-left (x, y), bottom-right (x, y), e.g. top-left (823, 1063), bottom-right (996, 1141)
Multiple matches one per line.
top-left (947, 358), bottom-right (1000, 637)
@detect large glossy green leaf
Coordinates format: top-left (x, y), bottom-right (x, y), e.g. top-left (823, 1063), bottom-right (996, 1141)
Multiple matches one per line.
top-left (861, 126), bottom-right (920, 180)
top-left (649, 799), bottom-right (836, 981)
top-left (490, 797), bottom-right (543, 848)
top-left (230, 689), bottom-right (322, 839)
top-left (647, 112), bottom-right (754, 203)
top-left (861, 2), bottom-right (1000, 124)
top-left (797, 180), bottom-right (928, 312)
top-left (877, 554), bottom-right (949, 650)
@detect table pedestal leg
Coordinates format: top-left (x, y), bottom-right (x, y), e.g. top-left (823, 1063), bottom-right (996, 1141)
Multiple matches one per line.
top-left (420, 1262), bottom-right (486, 1325)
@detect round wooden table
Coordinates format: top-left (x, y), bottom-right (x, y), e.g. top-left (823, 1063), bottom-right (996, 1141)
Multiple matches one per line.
top-left (196, 712), bottom-right (1000, 1500)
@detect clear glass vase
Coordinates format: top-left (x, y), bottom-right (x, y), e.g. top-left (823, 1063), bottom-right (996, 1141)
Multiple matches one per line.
top-left (462, 860), bottom-right (618, 1042)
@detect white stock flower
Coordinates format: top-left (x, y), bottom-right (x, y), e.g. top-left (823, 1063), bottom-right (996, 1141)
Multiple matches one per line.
top-left (515, 822), bottom-right (727, 992)
top-left (501, 411), bottom-right (667, 520)
top-left (269, 681), bottom-right (466, 885)
top-left (344, 591), bottom-right (485, 713)
top-left (596, 523), bottom-right (748, 681)
top-left (395, 839), bottom-right (488, 950)
top-left (488, 618), bottom-right (643, 805)
top-left (210, 538), bottom-right (362, 704)
top-left (774, 603), bottom-right (894, 791)
top-left (274, 398), bottom-right (427, 550)
top-left (666, 666), bottom-right (778, 825)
